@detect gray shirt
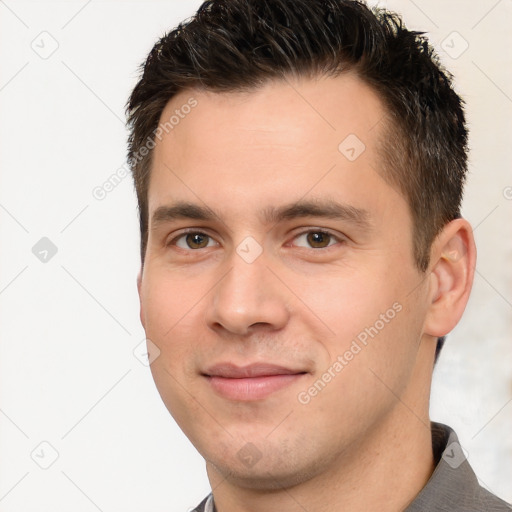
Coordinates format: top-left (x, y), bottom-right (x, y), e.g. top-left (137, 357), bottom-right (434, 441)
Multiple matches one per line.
top-left (192, 423), bottom-right (511, 511)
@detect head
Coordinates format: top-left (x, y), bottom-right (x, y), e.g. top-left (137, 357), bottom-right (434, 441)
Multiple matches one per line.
top-left (127, 0), bottom-right (475, 492)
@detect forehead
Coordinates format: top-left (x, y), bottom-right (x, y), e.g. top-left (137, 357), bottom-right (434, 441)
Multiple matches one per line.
top-left (156, 73), bottom-right (385, 154)
top-left (149, 74), bottom-right (402, 221)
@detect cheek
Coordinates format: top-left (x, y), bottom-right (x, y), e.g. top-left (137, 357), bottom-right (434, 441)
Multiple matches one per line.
top-left (291, 267), bottom-right (398, 342)
top-left (293, 262), bottom-right (422, 373)
top-left (141, 271), bottom-right (205, 368)
top-left (142, 272), bottom-right (207, 423)
top-left (294, 271), bottom-right (423, 424)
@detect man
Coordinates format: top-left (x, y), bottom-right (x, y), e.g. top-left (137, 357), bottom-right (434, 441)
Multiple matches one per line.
top-left (126, 1), bottom-right (510, 510)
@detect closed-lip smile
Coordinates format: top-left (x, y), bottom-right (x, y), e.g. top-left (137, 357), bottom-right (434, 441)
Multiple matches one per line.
top-left (203, 363), bottom-right (307, 401)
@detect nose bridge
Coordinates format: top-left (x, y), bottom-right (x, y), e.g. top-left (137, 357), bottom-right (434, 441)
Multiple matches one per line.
top-left (206, 248), bottom-right (289, 335)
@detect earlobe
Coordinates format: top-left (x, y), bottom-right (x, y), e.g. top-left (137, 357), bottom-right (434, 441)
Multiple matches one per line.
top-left (137, 270), bottom-right (145, 329)
top-left (424, 219), bottom-right (476, 338)
top-left (137, 270), bottom-right (142, 295)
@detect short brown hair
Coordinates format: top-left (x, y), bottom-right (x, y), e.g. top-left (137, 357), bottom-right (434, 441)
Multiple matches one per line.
top-left (126, 0), bottom-right (468, 272)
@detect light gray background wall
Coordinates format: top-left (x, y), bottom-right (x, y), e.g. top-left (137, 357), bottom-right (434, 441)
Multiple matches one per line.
top-left (1, 1), bottom-right (510, 510)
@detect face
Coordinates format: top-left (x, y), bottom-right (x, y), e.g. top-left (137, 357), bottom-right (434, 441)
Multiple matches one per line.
top-left (139, 74), bottom-right (432, 489)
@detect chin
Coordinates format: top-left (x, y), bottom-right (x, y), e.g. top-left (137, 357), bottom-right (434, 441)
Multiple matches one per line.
top-left (207, 449), bottom-right (326, 491)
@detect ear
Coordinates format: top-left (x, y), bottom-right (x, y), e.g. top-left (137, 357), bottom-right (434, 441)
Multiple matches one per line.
top-left (424, 218), bottom-right (476, 337)
top-left (137, 268), bottom-right (146, 329)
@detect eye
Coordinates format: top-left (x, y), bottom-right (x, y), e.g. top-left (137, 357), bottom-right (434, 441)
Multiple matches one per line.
top-left (292, 231), bottom-right (338, 249)
top-left (174, 232), bottom-right (216, 250)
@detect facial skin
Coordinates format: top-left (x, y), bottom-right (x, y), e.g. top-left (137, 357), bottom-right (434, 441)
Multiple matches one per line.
top-left (138, 74), bottom-right (475, 512)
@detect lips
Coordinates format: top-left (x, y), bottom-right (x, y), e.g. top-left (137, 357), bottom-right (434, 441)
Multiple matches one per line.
top-left (205, 363), bottom-right (303, 378)
top-left (203, 363), bottom-right (307, 401)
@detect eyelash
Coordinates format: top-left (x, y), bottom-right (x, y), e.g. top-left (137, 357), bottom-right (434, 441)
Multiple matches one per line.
top-left (166, 228), bottom-right (345, 250)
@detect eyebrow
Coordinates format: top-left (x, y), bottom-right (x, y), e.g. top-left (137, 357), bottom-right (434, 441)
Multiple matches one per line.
top-left (150, 199), bottom-right (372, 230)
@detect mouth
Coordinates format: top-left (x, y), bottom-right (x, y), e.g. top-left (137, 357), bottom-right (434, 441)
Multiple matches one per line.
top-left (202, 363), bottom-right (308, 401)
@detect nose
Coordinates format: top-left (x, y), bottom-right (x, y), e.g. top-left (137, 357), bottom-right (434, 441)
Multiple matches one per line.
top-left (205, 250), bottom-right (290, 337)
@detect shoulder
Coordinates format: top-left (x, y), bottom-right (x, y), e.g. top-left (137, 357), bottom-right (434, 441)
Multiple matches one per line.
top-left (478, 486), bottom-right (512, 511)
top-left (406, 423), bottom-right (511, 511)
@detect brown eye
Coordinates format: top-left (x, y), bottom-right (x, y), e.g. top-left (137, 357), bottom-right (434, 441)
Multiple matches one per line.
top-left (173, 232), bottom-right (214, 250)
top-left (185, 233), bottom-right (210, 249)
top-left (292, 231), bottom-right (338, 249)
top-left (306, 231), bottom-right (332, 248)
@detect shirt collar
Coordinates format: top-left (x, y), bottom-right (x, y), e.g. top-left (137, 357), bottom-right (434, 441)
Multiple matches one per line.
top-left (405, 422), bottom-right (484, 511)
